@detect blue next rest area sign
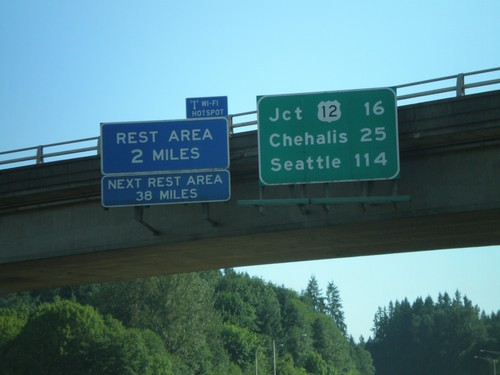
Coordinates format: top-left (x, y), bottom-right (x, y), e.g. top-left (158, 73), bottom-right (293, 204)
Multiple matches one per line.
top-left (101, 118), bottom-right (229, 175)
top-left (101, 170), bottom-right (230, 207)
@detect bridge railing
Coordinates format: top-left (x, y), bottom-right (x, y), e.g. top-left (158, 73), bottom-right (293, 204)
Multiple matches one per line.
top-left (0, 137), bottom-right (100, 168)
top-left (395, 67), bottom-right (500, 101)
top-left (1, 67), bottom-right (499, 169)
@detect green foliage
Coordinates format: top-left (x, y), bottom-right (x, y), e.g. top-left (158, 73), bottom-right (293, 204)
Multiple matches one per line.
top-left (215, 270), bottom-right (282, 337)
top-left (103, 322), bottom-right (173, 375)
top-left (350, 337), bottom-right (375, 375)
top-left (326, 281), bottom-right (347, 335)
top-left (2, 272), bottom-right (495, 375)
top-left (4, 299), bottom-right (107, 374)
top-left (220, 323), bottom-right (263, 367)
top-left (305, 351), bottom-right (328, 374)
top-left (0, 310), bottom-right (26, 353)
top-left (312, 314), bottom-right (356, 373)
top-left (88, 273), bottom-right (226, 374)
top-left (367, 291), bottom-right (495, 375)
top-left (483, 310), bottom-right (500, 350)
top-left (1, 299), bottom-right (171, 374)
top-left (303, 276), bottom-right (325, 313)
top-left (0, 271), bottom-right (375, 375)
top-left (279, 352), bottom-right (308, 375)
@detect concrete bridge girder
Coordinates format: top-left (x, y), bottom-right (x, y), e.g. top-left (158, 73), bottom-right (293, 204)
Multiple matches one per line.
top-left (1, 90), bottom-right (500, 294)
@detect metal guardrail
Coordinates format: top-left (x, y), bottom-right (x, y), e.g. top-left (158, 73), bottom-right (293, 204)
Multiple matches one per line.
top-left (1, 67), bottom-right (499, 169)
top-left (395, 67), bottom-right (500, 100)
top-left (0, 137), bottom-right (100, 168)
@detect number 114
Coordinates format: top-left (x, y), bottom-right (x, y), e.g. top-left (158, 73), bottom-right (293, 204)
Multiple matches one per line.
top-left (354, 152), bottom-right (388, 167)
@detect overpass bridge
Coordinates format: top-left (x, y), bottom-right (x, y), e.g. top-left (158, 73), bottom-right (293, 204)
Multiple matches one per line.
top-left (1, 69), bottom-right (500, 295)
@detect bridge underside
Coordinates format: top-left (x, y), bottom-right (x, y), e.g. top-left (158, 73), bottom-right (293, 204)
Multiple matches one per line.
top-left (1, 207), bottom-right (499, 295)
top-left (1, 90), bottom-right (500, 295)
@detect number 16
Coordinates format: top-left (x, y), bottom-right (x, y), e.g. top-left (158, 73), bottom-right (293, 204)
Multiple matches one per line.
top-left (364, 101), bottom-right (384, 116)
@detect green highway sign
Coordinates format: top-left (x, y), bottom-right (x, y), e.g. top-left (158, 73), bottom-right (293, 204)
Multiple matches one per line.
top-left (257, 88), bottom-right (399, 185)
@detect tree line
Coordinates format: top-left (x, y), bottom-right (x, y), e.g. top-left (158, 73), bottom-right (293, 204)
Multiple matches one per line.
top-left (0, 271), bottom-right (373, 375)
top-left (366, 291), bottom-right (500, 375)
top-left (0, 270), bottom-right (498, 374)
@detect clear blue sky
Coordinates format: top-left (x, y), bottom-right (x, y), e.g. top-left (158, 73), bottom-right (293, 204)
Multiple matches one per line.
top-left (1, 1), bottom-right (499, 340)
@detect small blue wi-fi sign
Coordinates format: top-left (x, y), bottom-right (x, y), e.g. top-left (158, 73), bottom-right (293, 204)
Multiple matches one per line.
top-left (186, 96), bottom-right (228, 119)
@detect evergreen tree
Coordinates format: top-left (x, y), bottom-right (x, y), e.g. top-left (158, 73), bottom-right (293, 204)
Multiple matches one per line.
top-left (483, 310), bottom-right (500, 350)
top-left (367, 291), bottom-right (491, 375)
top-left (311, 314), bottom-right (356, 374)
top-left (326, 280), bottom-right (347, 335)
top-left (302, 276), bottom-right (325, 313)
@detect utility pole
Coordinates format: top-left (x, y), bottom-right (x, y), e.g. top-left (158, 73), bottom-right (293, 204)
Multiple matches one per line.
top-left (475, 350), bottom-right (500, 375)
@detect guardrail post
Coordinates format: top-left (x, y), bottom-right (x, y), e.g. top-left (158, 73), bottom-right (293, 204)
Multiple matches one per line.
top-left (36, 146), bottom-right (44, 164)
top-left (228, 115), bottom-right (234, 135)
top-left (97, 136), bottom-right (102, 155)
top-left (456, 73), bottom-right (465, 97)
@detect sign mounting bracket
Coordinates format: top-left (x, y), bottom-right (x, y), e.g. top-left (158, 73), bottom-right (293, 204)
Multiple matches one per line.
top-left (202, 203), bottom-right (218, 227)
top-left (134, 206), bottom-right (160, 236)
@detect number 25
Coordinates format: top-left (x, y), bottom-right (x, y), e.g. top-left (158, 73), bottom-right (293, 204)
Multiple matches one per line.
top-left (360, 127), bottom-right (386, 142)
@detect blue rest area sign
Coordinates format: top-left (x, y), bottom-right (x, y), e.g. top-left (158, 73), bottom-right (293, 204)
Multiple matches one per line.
top-left (186, 96), bottom-right (228, 119)
top-left (101, 170), bottom-right (231, 207)
top-left (101, 118), bottom-right (229, 175)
